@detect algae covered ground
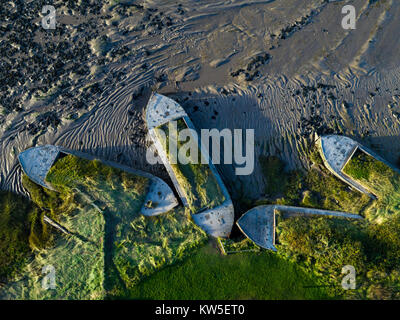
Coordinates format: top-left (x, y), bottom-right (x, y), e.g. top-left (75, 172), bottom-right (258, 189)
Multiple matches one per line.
top-left (258, 153), bottom-right (371, 215)
top-left (0, 191), bottom-right (36, 283)
top-left (156, 118), bottom-right (226, 213)
top-left (0, 180), bottom-right (105, 300)
top-left (123, 242), bottom-right (333, 300)
top-left (105, 204), bottom-right (207, 295)
top-left (342, 148), bottom-right (400, 221)
top-left (3, 145), bottom-right (400, 300)
top-left (277, 215), bottom-right (400, 299)
top-left (258, 147), bottom-right (400, 300)
top-left (0, 155), bottom-right (207, 299)
top-left (1, 181), bottom-right (335, 300)
top-left (0, 152), bottom-right (337, 300)
top-left (45, 154), bottom-right (208, 293)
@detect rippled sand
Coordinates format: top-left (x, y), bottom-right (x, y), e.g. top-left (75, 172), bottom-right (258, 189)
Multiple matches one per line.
top-left (1, 0), bottom-right (400, 201)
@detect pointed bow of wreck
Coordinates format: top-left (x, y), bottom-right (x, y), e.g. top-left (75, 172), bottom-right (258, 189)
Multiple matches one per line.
top-left (319, 135), bottom-right (358, 173)
top-left (318, 134), bottom-right (376, 198)
top-left (146, 93), bottom-right (187, 129)
top-left (237, 205), bottom-right (277, 251)
top-left (18, 145), bottom-right (61, 190)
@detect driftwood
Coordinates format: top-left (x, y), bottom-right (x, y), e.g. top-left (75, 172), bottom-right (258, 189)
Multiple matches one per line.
top-left (43, 215), bottom-right (71, 235)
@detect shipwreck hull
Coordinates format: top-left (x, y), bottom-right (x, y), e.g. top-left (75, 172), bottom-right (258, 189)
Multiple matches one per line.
top-left (146, 93), bottom-right (234, 238)
top-left (18, 145), bottom-right (178, 216)
top-left (237, 205), bottom-right (363, 251)
top-left (318, 134), bottom-right (400, 199)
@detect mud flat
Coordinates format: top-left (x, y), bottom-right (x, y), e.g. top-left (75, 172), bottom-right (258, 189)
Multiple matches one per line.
top-left (1, 0), bottom-right (400, 203)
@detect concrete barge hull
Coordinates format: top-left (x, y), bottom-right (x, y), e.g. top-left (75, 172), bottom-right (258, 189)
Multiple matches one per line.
top-left (318, 134), bottom-right (400, 199)
top-left (145, 93), bottom-right (234, 238)
top-left (237, 204), bottom-right (363, 251)
top-left (18, 145), bottom-right (178, 216)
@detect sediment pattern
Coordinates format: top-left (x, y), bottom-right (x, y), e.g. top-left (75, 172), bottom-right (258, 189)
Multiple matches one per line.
top-left (1, 0), bottom-right (400, 202)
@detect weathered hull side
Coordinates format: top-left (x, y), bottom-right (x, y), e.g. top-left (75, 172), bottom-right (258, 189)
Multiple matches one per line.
top-left (146, 93), bottom-right (234, 237)
top-left (18, 145), bottom-right (178, 216)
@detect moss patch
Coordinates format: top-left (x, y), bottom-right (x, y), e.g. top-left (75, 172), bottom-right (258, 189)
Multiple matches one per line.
top-left (120, 242), bottom-right (333, 300)
top-left (342, 148), bottom-right (400, 221)
top-left (277, 215), bottom-right (400, 299)
top-left (156, 118), bottom-right (225, 213)
top-left (258, 153), bottom-right (370, 214)
top-left (0, 191), bottom-right (35, 282)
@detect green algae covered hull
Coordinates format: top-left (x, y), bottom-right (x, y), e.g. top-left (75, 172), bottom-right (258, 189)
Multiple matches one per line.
top-left (146, 93), bottom-right (234, 238)
top-left (155, 118), bottom-right (226, 213)
top-left (319, 134), bottom-right (400, 222)
top-left (18, 145), bottom-right (178, 216)
top-left (342, 148), bottom-right (400, 221)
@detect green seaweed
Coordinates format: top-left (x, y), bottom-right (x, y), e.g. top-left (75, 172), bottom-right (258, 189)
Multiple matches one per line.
top-left (45, 154), bottom-right (208, 293)
top-left (277, 215), bottom-right (400, 299)
top-left (218, 237), bottom-right (261, 255)
top-left (342, 148), bottom-right (400, 221)
top-left (1, 155), bottom-right (208, 299)
top-left (156, 118), bottom-right (225, 213)
top-left (123, 242), bottom-right (333, 300)
top-left (0, 191), bottom-right (35, 283)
